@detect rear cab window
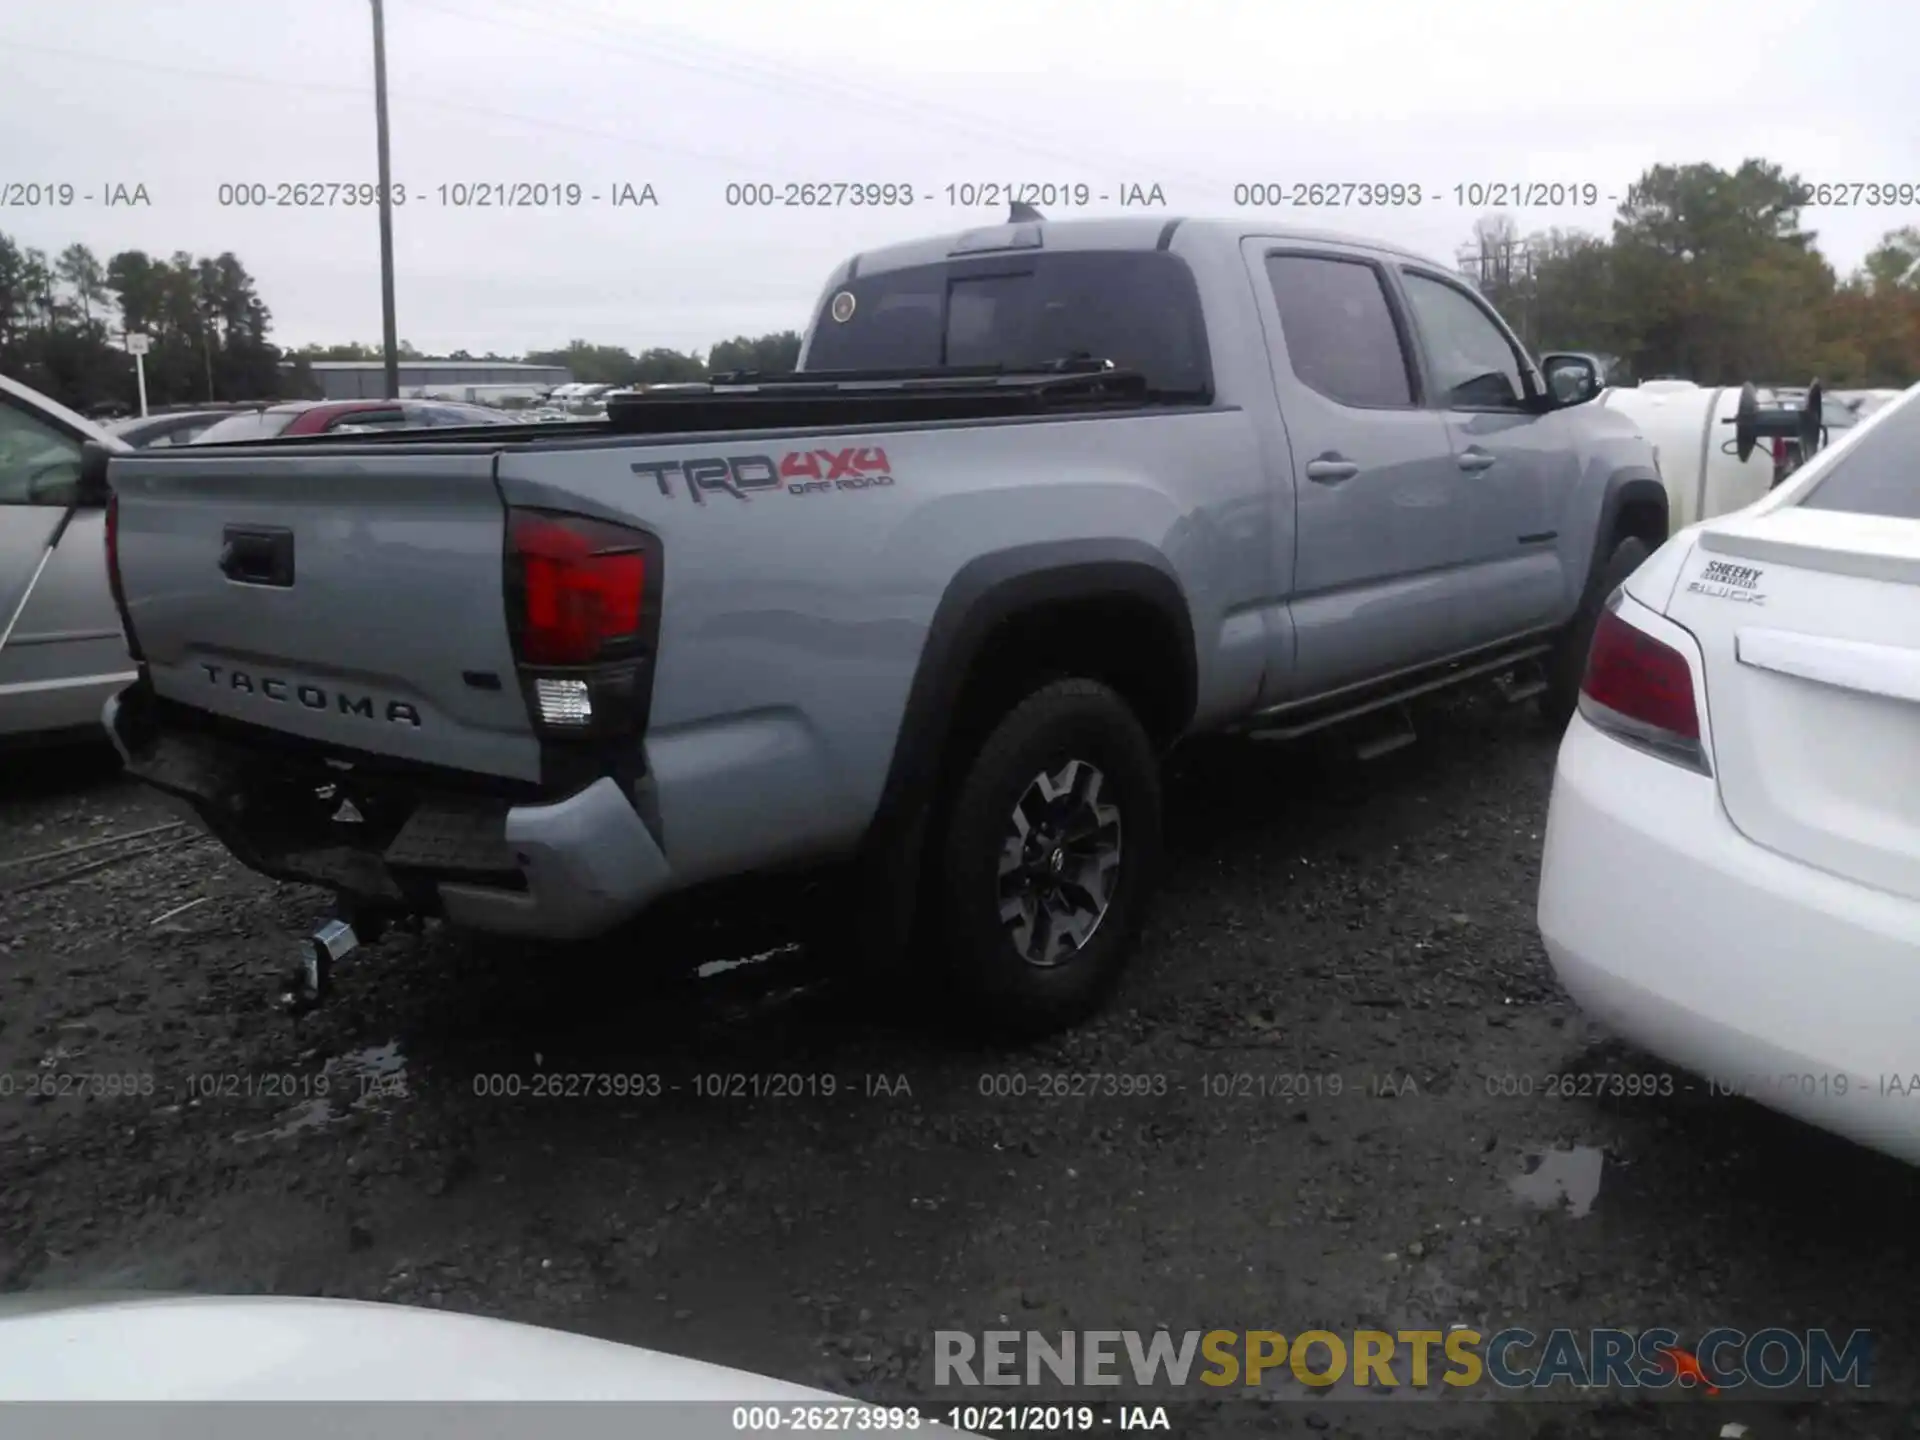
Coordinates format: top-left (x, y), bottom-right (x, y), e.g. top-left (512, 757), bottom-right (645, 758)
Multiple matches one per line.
top-left (196, 410), bottom-right (299, 443)
top-left (422, 404), bottom-right (507, 427)
top-left (328, 409), bottom-right (408, 432)
top-left (800, 250), bottom-right (1213, 399)
top-left (1797, 398), bottom-right (1920, 519)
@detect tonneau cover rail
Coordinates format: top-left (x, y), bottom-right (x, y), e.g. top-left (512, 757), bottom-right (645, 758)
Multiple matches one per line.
top-left (175, 365), bottom-right (1169, 449)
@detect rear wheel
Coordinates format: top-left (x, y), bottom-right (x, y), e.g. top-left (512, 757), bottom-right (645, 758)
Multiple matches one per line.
top-left (1541, 535), bottom-right (1651, 729)
top-left (932, 678), bottom-right (1162, 1038)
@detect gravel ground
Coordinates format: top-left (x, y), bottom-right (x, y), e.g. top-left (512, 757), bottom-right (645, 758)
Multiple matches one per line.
top-left (3, 697), bottom-right (1917, 1438)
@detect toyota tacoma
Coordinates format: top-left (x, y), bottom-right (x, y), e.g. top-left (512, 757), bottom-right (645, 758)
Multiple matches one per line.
top-left (92, 213), bottom-right (1666, 1034)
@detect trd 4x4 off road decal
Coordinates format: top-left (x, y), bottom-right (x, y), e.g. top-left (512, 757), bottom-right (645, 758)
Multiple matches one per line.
top-left (632, 446), bottom-right (895, 504)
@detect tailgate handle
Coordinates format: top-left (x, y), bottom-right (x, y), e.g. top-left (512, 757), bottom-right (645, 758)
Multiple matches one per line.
top-left (220, 526), bottom-right (295, 587)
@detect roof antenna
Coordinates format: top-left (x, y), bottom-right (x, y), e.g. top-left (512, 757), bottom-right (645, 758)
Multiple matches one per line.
top-left (1009, 201), bottom-right (1045, 224)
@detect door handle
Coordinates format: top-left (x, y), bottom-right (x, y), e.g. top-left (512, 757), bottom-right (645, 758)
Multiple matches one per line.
top-left (1304, 457), bottom-right (1359, 484)
top-left (1457, 449), bottom-right (1497, 472)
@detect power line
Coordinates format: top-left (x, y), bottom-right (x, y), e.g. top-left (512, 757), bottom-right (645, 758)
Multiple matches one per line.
top-left (0, 37), bottom-right (782, 176)
top-left (6, 22), bottom-right (1233, 199)
top-left (406, 0), bottom-right (1237, 196)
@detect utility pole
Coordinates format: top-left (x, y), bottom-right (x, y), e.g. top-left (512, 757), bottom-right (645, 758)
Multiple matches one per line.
top-left (371, 0), bottom-right (400, 400)
top-left (1456, 235), bottom-right (1536, 346)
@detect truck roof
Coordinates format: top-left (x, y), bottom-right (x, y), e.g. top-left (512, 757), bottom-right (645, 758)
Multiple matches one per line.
top-left (839, 215), bottom-right (1446, 281)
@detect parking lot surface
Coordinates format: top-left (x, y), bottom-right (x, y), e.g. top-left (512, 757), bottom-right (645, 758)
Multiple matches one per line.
top-left (2, 697), bottom-right (1914, 1436)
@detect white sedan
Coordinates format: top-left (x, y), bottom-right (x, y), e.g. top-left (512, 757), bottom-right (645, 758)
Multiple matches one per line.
top-left (1537, 382), bottom-right (1920, 1164)
top-left (0, 1293), bottom-right (980, 1436)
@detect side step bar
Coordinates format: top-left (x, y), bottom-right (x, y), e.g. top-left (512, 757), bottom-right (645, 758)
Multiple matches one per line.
top-left (1353, 716), bottom-right (1417, 762)
top-left (1246, 642), bottom-right (1553, 743)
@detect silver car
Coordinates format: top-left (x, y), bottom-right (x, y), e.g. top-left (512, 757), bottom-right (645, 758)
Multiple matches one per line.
top-left (0, 374), bottom-right (135, 745)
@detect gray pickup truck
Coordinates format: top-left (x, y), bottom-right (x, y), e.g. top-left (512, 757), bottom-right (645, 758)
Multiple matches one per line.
top-left (93, 214), bottom-right (1666, 1034)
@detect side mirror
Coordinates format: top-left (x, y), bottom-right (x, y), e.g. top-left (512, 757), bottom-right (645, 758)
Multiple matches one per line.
top-left (76, 440), bottom-right (115, 507)
top-left (1540, 353), bottom-right (1602, 407)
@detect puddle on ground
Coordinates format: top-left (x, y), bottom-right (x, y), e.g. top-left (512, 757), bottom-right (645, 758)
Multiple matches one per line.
top-left (694, 943), bottom-right (833, 1019)
top-left (695, 944), bottom-right (802, 979)
top-left (235, 1041), bottom-right (411, 1142)
top-left (1510, 1146), bottom-right (1605, 1218)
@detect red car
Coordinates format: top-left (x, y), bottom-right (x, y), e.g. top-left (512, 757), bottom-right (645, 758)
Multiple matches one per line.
top-left (192, 398), bottom-right (512, 444)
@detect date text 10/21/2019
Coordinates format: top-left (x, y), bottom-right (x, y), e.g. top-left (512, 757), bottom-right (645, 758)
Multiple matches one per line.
top-left (14, 176), bottom-right (1917, 213)
top-left (211, 181), bottom-right (659, 209)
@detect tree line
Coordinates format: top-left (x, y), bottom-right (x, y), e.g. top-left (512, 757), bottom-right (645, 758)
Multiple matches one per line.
top-left (0, 232), bottom-right (805, 415)
top-left (4, 158), bottom-right (1916, 416)
top-left (1462, 160), bottom-right (1920, 386)
top-left (286, 333), bottom-right (803, 390)
top-left (0, 237), bottom-right (283, 411)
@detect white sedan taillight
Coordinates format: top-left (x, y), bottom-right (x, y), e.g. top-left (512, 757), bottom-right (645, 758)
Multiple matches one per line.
top-left (1578, 603), bottom-right (1709, 775)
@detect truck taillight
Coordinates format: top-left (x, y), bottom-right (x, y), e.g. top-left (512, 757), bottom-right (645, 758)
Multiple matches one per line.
top-left (507, 510), bottom-right (646, 665)
top-left (504, 508), bottom-right (661, 737)
top-left (104, 491), bottom-right (144, 663)
top-left (1577, 604), bottom-right (1707, 774)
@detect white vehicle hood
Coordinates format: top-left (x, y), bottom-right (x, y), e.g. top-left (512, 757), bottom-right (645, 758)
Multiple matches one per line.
top-left (0, 1294), bottom-right (910, 1406)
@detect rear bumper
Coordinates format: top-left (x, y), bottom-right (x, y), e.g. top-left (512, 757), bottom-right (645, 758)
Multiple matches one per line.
top-left (104, 686), bottom-right (672, 940)
top-left (1538, 712), bottom-right (1920, 1165)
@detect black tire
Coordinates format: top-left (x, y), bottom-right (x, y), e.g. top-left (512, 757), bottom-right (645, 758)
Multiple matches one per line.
top-left (1541, 535), bottom-right (1651, 729)
top-left (932, 678), bottom-right (1162, 1039)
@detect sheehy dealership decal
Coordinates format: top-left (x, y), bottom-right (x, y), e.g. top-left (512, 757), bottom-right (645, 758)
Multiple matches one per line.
top-left (1686, 559), bottom-right (1767, 606)
top-left (631, 447), bottom-right (896, 504)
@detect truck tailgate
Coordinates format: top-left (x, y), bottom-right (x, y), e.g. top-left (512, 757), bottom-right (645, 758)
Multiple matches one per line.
top-left (110, 449), bottom-right (542, 783)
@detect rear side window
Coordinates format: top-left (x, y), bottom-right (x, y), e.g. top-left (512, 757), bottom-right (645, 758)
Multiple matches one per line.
top-left (1797, 397), bottom-right (1920, 519)
top-left (196, 410), bottom-right (298, 443)
top-left (802, 251), bottom-right (1212, 397)
top-left (1264, 255), bottom-right (1414, 408)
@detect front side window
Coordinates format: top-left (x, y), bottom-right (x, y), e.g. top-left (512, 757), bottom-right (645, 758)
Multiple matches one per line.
top-left (0, 401), bottom-right (83, 507)
top-left (1400, 271), bottom-right (1529, 410)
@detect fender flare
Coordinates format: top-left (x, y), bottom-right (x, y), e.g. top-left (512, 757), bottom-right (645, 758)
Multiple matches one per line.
top-left (865, 538), bottom-right (1197, 854)
top-left (1581, 466), bottom-right (1669, 598)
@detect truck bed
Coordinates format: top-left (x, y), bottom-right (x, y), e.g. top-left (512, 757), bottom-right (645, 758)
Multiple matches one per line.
top-left (111, 364), bottom-right (1183, 782)
top-left (102, 367), bottom-right (1247, 932)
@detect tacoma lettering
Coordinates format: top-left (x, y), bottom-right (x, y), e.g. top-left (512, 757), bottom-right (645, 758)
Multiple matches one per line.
top-left (200, 663), bottom-right (420, 727)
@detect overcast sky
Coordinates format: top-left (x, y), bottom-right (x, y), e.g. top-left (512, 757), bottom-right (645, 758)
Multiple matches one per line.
top-left (3, 0), bottom-right (1915, 357)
